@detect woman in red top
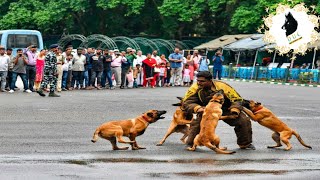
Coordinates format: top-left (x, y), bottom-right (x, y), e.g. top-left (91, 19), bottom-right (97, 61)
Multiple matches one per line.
top-left (35, 49), bottom-right (46, 90)
top-left (142, 53), bottom-right (157, 88)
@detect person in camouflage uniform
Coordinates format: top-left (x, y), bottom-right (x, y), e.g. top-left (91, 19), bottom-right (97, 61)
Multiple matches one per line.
top-left (182, 71), bottom-right (255, 150)
top-left (36, 44), bottom-right (60, 97)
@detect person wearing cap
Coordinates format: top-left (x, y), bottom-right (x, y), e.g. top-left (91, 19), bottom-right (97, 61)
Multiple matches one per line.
top-left (56, 47), bottom-right (66, 92)
top-left (5, 48), bottom-right (14, 91)
top-left (111, 50), bottom-right (126, 87)
top-left (36, 44), bottom-right (60, 97)
top-left (0, 46), bottom-right (10, 92)
top-left (24, 45), bottom-right (38, 92)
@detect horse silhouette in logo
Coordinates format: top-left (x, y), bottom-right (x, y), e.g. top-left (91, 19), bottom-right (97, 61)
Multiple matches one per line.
top-left (282, 12), bottom-right (298, 37)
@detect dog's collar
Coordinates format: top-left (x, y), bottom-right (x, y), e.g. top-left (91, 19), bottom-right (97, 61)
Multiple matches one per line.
top-left (141, 115), bottom-right (152, 123)
top-left (253, 106), bottom-right (263, 114)
top-left (210, 99), bottom-right (223, 104)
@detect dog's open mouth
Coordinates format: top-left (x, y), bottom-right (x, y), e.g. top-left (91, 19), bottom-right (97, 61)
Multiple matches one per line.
top-left (157, 111), bottom-right (167, 120)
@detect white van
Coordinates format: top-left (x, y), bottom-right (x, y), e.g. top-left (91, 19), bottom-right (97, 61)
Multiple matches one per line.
top-left (0, 29), bottom-right (44, 55)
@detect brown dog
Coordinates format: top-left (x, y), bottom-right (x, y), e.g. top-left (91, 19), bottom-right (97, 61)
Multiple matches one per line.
top-left (243, 100), bottom-right (312, 151)
top-left (187, 90), bottom-right (236, 154)
top-left (91, 110), bottom-right (167, 150)
top-left (157, 97), bottom-right (192, 146)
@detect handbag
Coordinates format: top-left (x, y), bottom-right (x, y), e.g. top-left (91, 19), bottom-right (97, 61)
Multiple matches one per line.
top-left (154, 67), bottom-right (161, 73)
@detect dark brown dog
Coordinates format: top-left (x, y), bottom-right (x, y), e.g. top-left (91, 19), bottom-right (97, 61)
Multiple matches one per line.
top-left (243, 100), bottom-right (312, 151)
top-left (187, 90), bottom-right (236, 154)
top-left (157, 97), bottom-right (192, 146)
top-left (92, 110), bottom-right (166, 150)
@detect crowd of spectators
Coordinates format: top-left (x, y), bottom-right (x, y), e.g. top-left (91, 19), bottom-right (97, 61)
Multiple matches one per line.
top-left (0, 45), bottom-right (224, 94)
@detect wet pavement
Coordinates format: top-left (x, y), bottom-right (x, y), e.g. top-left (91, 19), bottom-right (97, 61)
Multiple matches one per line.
top-left (0, 81), bottom-right (320, 179)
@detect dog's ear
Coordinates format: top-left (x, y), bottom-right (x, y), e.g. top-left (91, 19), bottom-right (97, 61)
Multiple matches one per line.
top-left (255, 102), bottom-right (262, 106)
top-left (217, 89), bottom-right (224, 94)
top-left (172, 103), bottom-right (182, 106)
top-left (176, 97), bottom-right (183, 100)
top-left (147, 112), bottom-right (154, 118)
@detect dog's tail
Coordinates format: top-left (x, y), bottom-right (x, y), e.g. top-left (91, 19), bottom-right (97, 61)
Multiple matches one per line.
top-left (91, 128), bottom-right (100, 143)
top-left (213, 147), bottom-right (236, 154)
top-left (292, 130), bottom-right (312, 149)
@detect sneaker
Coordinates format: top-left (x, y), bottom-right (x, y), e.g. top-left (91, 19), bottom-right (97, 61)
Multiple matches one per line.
top-left (9, 89), bottom-right (14, 93)
top-left (0, 89), bottom-right (6, 92)
top-left (110, 87), bottom-right (115, 90)
top-left (62, 88), bottom-right (67, 91)
top-left (239, 144), bottom-right (256, 150)
top-left (24, 89), bottom-right (32, 93)
top-left (48, 92), bottom-right (60, 97)
top-left (36, 89), bottom-right (46, 97)
top-left (120, 86), bottom-right (124, 89)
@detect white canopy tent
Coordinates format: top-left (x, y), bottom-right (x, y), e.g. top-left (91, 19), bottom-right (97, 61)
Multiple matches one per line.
top-left (194, 34), bottom-right (252, 50)
top-left (223, 34), bottom-right (269, 67)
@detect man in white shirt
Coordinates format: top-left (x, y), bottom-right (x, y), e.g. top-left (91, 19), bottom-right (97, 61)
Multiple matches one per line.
top-left (72, 48), bottom-right (86, 89)
top-left (0, 46), bottom-right (10, 92)
top-left (133, 50), bottom-right (146, 86)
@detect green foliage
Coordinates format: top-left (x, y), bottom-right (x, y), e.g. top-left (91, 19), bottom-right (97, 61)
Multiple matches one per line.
top-left (0, 0), bottom-right (318, 38)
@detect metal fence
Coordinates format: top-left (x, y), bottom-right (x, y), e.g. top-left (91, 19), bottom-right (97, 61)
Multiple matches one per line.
top-left (215, 65), bottom-right (320, 84)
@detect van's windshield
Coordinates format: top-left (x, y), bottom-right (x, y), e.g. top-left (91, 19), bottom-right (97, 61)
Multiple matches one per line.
top-left (7, 34), bottom-right (39, 48)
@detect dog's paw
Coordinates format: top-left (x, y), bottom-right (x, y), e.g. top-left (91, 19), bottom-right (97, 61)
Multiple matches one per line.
top-left (156, 143), bottom-right (163, 146)
top-left (91, 140), bottom-right (96, 143)
top-left (132, 147), bottom-right (139, 150)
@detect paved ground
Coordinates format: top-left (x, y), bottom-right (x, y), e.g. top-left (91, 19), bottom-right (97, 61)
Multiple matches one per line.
top-left (0, 81), bottom-right (319, 180)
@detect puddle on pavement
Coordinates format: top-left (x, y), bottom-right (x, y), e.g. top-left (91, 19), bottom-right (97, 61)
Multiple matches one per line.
top-left (65, 158), bottom-right (281, 166)
top-left (146, 169), bottom-right (320, 178)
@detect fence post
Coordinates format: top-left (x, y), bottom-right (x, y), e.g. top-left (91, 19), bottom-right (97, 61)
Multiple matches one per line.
top-left (284, 66), bottom-right (290, 83)
top-left (228, 63), bottom-right (233, 79)
top-left (254, 64), bottom-right (259, 81)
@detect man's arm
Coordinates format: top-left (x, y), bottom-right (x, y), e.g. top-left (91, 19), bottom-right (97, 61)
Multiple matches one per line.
top-left (168, 54), bottom-right (176, 62)
top-left (212, 56), bottom-right (216, 62)
top-left (182, 85), bottom-right (202, 114)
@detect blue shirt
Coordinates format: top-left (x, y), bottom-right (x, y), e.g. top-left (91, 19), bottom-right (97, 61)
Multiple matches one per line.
top-left (169, 53), bottom-right (183, 68)
top-left (198, 57), bottom-right (209, 71)
top-left (212, 55), bottom-right (224, 69)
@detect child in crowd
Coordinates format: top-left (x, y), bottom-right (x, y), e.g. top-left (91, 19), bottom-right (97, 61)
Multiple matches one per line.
top-left (183, 64), bottom-right (191, 86)
top-left (159, 62), bottom-right (166, 87)
top-left (133, 64), bottom-right (141, 88)
top-left (164, 62), bottom-right (171, 87)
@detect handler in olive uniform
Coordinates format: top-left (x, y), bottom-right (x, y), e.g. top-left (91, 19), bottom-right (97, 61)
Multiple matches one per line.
top-left (182, 71), bottom-right (255, 150)
top-left (37, 44), bottom-right (60, 97)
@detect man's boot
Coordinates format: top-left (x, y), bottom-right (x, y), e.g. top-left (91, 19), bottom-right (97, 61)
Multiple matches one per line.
top-left (36, 89), bottom-right (46, 97)
top-left (48, 91), bottom-right (60, 97)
